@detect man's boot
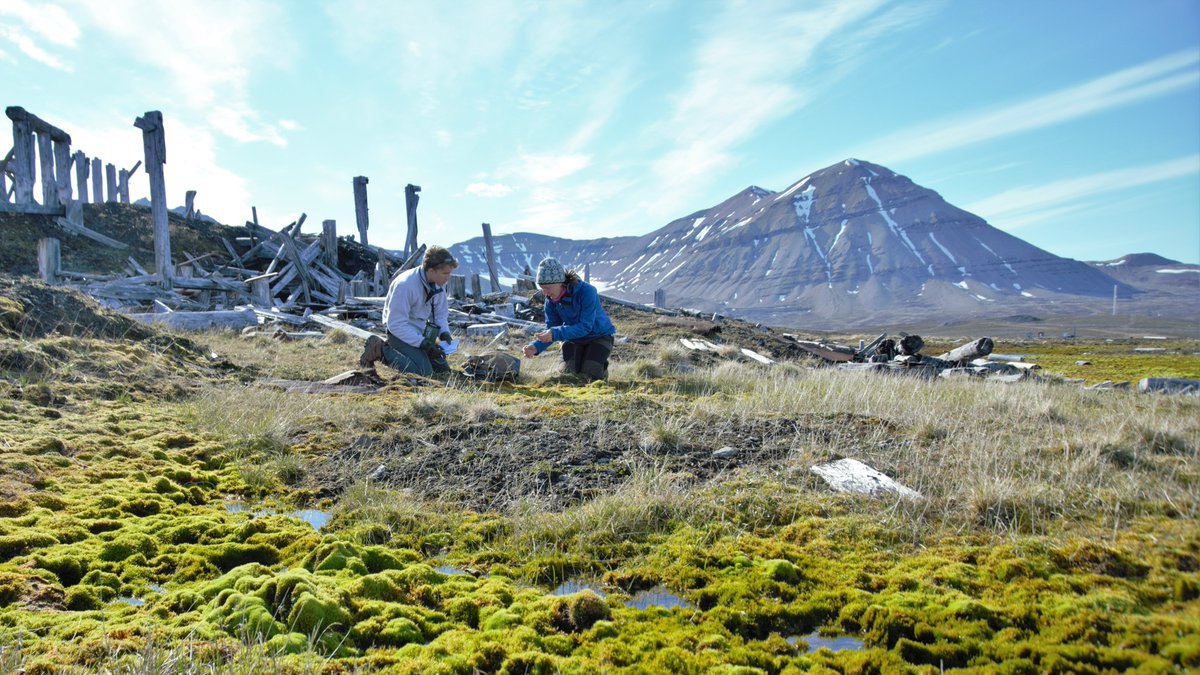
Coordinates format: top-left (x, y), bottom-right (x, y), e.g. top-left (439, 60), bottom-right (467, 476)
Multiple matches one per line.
top-left (359, 335), bottom-right (385, 371)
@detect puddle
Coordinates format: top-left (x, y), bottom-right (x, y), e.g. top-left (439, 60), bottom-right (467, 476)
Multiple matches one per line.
top-left (114, 597), bottom-right (145, 607)
top-left (551, 580), bottom-right (607, 598)
top-left (434, 565), bottom-right (473, 576)
top-left (223, 502), bottom-right (331, 531)
top-left (786, 632), bottom-right (865, 653)
top-left (148, 583), bottom-right (165, 594)
top-left (624, 585), bottom-right (693, 610)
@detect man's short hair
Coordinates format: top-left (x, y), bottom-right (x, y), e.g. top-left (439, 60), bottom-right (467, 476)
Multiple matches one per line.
top-left (423, 246), bottom-right (458, 271)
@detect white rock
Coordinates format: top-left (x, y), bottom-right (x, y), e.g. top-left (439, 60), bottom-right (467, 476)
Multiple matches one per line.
top-left (810, 458), bottom-right (920, 499)
top-left (712, 447), bottom-right (738, 459)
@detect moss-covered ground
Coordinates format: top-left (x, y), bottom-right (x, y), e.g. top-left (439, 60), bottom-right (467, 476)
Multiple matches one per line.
top-left (1, 278), bottom-right (1198, 673)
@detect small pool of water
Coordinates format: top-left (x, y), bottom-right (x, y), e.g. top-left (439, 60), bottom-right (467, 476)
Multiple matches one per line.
top-left (434, 564), bottom-right (472, 576)
top-left (786, 632), bottom-right (865, 653)
top-left (114, 596), bottom-right (144, 607)
top-left (223, 502), bottom-right (331, 531)
top-left (551, 580), bottom-right (607, 598)
top-left (624, 585), bottom-right (693, 610)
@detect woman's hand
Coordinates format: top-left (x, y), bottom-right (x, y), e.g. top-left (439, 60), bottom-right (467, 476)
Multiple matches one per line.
top-left (536, 330), bottom-right (552, 342)
top-left (522, 345), bottom-right (538, 358)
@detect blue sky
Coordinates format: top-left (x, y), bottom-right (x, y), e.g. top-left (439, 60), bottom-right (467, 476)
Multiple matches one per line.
top-left (3, 0), bottom-right (1198, 263)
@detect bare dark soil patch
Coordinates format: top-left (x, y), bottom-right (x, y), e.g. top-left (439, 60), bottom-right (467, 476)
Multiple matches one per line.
top-left (309, 413), bottom-right (892, 511)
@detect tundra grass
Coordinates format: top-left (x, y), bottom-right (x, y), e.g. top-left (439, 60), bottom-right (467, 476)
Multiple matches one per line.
top-left (1, 318), bottom-right (1197, 672)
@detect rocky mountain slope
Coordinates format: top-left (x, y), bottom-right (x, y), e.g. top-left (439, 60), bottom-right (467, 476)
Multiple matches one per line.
top-left (450, 159), bottom-right (1151, 329)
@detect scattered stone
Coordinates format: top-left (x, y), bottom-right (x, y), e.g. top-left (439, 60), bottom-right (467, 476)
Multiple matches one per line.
top-left (712, 447), bottom-right (738, 459)
top-left (810, 458), bottom-right (921, 499)
top-left (1075, 360), bottom-right (1091, 366)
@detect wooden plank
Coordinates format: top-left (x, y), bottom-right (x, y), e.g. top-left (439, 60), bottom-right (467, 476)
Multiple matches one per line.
top-left (54, 216), bottom-right (128, 248)
top-left (404, 183), bottom-right (420, 258)
top-left (305, 312), bottom-right (376, 340)
top-left (126, 308), bottom-right (257, 331)
top-left (73, 150), bottom-right (88, 204)
top-left (53, 140), bottom-right (72, 207)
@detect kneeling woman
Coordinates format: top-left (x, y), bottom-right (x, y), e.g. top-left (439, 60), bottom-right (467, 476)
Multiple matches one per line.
top-left (522, 257), bottom-right (616, 381)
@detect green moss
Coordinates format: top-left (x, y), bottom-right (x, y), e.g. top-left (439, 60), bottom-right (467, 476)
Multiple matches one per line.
top-left (379, 617), bottom-right (425, 647)
top-left (550, 591), bottom-right (611, 633)
top-left (64, 585), bottom-right (102, 611)
top-left (99, 532), bottom-right (158, 562)
top-left (0, 532), bottom-right (58, 561)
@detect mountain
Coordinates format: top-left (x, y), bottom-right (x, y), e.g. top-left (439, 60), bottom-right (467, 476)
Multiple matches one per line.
top-left (450, 159), bottom-right (1146, 328)
top-left (1087, 253), bottom-right (1200, 296)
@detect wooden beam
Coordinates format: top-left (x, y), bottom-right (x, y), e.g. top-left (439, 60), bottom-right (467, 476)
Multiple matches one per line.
top-left (53, 139), bottom-right (72, 207)
top-left (126, 308), bottom-right (258, 331)
top-left (73, 150), bottom-right (88, 204)
top-left (37, 131), bottom-right (55, 205)
top-left (105, 163), bottom-right (117, 202)
top-left (404, 183), bottom-right (420, 259)
top-left (353, 175), bottom-right (369, 246)
top-left (322, 219), bottom-right (337, 268)
top-left (54, 216), bottom-right (127, 248)
top-left (305, 312), bottom-right (375, 340)
top-left (5, 106), bottom-right (70, 143)
top-left (9, 116), bottom-right (35, 204)
top-left (481, 222), bottom-right (500, 292)
top-left (37, 237), bottom-right (60, 283)
top-left (134, 111), bottom-right (172, 287)
top-left (90, 158), bottom-right (102, 204)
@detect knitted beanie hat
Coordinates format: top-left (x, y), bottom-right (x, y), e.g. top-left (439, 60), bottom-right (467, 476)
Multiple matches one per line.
top-left (536, 257), bottom-right (566, 284)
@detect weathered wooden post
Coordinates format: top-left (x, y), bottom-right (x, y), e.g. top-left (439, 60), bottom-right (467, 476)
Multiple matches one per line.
top-left (73, 151), bottom-right (88, 204)
top-left (37, 237), bottom-right (60, 283)
top-left (0, 164), bottom-right (7, 203)
top-left (133, 110), bottom-right (172, 287)
top-left (448, 274), bottom-right (465, 299)
top-left (470, 273), bottom-right (482, 300)
top-left (584, 262), bottom-right (590, 284)
top-left (184, 190), bottom-right (196, 219)
top-left (374, 248), bottom-right (388, 295)
top-left (117, 168), bottom-right (130, 203)
top-left (322, 219), bottom-right (337, 268)
top-left (37, 131), bottom-right (55, 205)
top-left (105, 163), bottom-right (117, 202)
top-left (7, 108), bottom-right (36, 204)
top-left (250, 276), bottom-right (272, 307)
top-left (53, 138), bottom-right (72, 208)
top-left (481, 222), bottom-right (500, 293)
top-left (353, 176), bottom-right (369, 246)
top-left (90, 158), bottom-right (102, 204)
top-left (404, 183), bottom-right (420, 259)
top-left (654, 289), bottom-right (666, 309)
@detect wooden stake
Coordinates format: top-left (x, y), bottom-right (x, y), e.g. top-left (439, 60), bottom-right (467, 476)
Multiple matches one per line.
top-left (133, 111), bottom-right (172, 287)
top-left (322, 219), bottom-right (337, 268)
top-left (73, 151), bottom-right (88, 204)
top-left (37, 131), bottom-right (55, 205)
top-left (9, 115), bottom-right (35, 204)
top-left (404, 183), bottom-right (420, 258)
top-left (353, 176), bottom-right (369, 246)
top-left (481, 222), bottom-right (500, 293)
top-left (90, 158), bottom-right (102, 204)
top-left (37, 237), bottom-right (60, 283)
top-left (105, 163), bottom-right (117, 202)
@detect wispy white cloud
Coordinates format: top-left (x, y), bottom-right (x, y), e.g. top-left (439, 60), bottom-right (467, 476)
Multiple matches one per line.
top-left (465, 182), bottom-right (514, 198)
top-left (519, 153), bottom-right (591, 183)
top-left (0, 0), bottom-right (80, 50)
top-left (0, 22), bottom-right (72, 71)
top-left (966, 155), bottom-right (1200, 228)
top-left (863, 50), bottom-right (1200, 164)
top-left (65, 0), bottom-right (295, 145)
top-left (647, 0), bottom-right (938, 220)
